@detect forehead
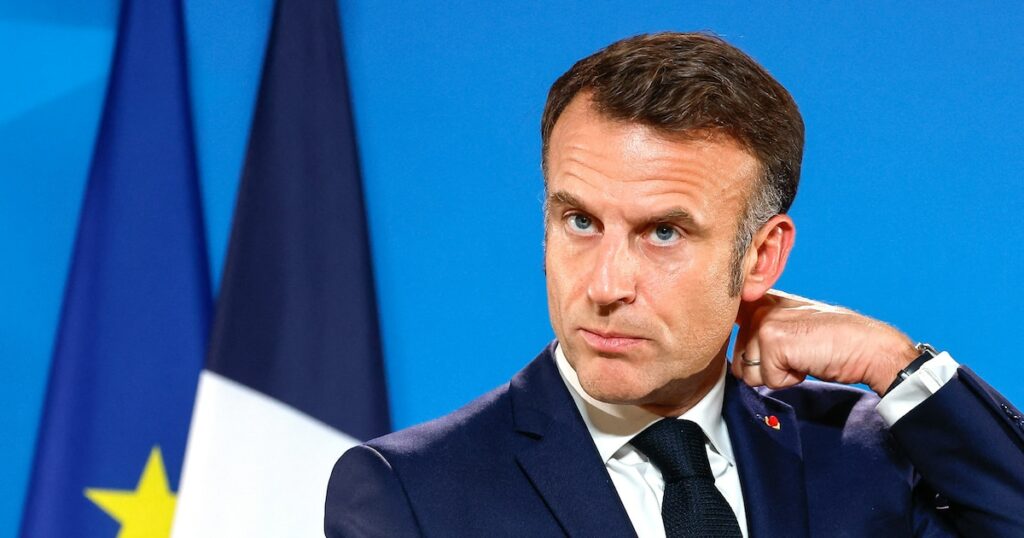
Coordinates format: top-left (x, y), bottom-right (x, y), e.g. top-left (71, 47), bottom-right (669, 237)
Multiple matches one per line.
top-left (546, 96), bottom-right (758, 224)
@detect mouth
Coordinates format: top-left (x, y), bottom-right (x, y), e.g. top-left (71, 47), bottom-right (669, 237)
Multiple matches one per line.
top-left (578, 328), bottom-right (647, 354)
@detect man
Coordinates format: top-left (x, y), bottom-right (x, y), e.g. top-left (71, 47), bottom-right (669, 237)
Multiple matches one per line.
top-left (325, 33), bottom-right (1024, 537)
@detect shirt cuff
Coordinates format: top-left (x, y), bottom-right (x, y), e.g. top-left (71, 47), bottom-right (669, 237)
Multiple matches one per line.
top-left (876, 352), bottom-right (959, 426)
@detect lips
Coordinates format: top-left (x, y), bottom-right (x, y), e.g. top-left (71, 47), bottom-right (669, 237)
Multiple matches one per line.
top-left (578, 328), bottom-right (647, 354)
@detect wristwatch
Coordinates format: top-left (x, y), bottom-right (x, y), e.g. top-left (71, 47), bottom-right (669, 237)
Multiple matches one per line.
top-left (884, 343), bottom-right (939, 395)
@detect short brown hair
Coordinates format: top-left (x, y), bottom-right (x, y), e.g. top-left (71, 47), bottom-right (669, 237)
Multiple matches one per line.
top-left (540, 32), bottom-right (804, 295)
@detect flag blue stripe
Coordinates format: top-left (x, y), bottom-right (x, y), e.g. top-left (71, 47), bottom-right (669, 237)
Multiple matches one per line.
top-left (205, 0), bottom-right (390, 441)
top-left (19, 0), bottom-right (210, 535)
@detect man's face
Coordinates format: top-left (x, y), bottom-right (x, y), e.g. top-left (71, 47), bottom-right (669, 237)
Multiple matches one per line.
top-left (544, 96), bottom-right (759, 411)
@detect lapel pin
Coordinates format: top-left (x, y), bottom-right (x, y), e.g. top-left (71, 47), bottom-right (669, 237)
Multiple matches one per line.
top-left (764, 415), bottom-right (781, 430)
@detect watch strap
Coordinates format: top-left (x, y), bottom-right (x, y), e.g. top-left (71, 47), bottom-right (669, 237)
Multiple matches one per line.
top-left (884, 343), bottom-right (938, 396)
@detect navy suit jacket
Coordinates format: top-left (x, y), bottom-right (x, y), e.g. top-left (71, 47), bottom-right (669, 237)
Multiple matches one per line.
top-left (326, 343), bottom-right (1024, 537)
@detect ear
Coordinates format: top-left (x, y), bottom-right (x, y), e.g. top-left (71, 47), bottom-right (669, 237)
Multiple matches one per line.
top-left (740, 214), bottom-right (796, 302)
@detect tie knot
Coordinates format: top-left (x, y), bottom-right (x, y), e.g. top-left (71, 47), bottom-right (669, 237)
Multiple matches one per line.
top-left (631, 418), bottom-right (712, 483)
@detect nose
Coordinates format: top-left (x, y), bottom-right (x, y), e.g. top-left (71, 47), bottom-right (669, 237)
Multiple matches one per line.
top-left (586, 235), bottom-right (638, 306)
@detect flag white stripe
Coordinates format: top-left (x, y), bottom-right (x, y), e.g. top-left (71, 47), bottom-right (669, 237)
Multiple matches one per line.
top-left (172, 370), bottom-right (358, 538)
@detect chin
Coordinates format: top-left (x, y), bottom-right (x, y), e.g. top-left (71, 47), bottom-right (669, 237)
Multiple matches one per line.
top-left (573, 354), bottom-right (656, 405)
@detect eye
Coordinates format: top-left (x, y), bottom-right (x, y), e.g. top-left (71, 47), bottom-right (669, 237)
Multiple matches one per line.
top-left (566, 213), bottom-right (597, 234)
top-left (649, 224), bottom-right (681, 245)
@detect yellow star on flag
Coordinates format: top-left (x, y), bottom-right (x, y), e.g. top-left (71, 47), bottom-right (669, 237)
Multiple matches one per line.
top-left (85, 446), bottom-right (177, 538)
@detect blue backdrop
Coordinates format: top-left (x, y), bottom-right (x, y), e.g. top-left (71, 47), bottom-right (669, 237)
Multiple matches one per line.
top-left (2, 2), bottom-right (1022, 535)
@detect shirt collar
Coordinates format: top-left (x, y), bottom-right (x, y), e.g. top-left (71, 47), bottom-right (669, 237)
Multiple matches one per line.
top-left (554, 343), bottom-right (735, 466)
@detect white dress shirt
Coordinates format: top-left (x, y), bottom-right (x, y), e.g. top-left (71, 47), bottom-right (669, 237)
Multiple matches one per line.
top-left (553, 344), bottom-right (959, 538)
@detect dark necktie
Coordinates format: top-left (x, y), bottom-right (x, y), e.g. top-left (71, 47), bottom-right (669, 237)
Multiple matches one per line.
top-left (630, 418), bottom-right (743, 538)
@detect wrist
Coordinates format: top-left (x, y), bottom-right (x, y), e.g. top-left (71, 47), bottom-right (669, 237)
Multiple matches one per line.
top-left (868, 335), bottom-right (919, 395)
top-left (879, 342), bottom-right (938, 396)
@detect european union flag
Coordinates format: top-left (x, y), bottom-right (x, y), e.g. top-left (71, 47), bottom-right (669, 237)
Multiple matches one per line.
top-left (19, 0), bottom-right (211, 536)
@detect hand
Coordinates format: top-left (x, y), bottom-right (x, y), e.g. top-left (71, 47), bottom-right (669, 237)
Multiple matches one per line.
top-left (732, 290), bottom-right (919, 396)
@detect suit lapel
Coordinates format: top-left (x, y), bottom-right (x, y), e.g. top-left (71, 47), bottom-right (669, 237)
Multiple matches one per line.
top-left (723, 374), bottom-right (810, 538)
top-left (508, 345), bottom-right (813, 537)
top-left (510, 345), bottom-right (637, 537)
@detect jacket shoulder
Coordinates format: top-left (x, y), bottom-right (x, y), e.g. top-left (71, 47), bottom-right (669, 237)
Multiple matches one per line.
top-left (326, 383), bottom-right (522, 536)
top-left (365, 380), bottom-right (515, 462)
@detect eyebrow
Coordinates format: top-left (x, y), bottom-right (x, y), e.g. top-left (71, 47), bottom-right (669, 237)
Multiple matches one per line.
top-left (546, 190), bottom-right (703, 231)
top-left (644, 208), bottom-right (700, 230)
top-left (547, 190), bottom-right (585, 212)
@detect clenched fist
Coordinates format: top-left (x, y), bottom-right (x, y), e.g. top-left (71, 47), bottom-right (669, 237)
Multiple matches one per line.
top-left (732, 290), bottom-right (920, 396)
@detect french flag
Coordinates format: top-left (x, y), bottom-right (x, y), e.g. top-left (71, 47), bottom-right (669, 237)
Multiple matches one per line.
top-left (172, 0), bottom-right (390, 535)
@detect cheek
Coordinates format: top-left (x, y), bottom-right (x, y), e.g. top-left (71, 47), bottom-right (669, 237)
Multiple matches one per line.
top-left (694, 252), bottom-right (742, 335)
top-left (545, 230), bottom-right (590, 293)
top-left (647, 247), bottom-right (737, 340)
top-left (544, 237), bottom-right (581, 324)
top-left (544, 268), bottom-right (564, 323)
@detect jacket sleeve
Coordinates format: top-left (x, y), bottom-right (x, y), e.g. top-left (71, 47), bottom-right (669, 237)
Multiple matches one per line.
top-left (889, 366), bottom-right (1024, 537)
top-left (324, 444), bottom-right (422, 538)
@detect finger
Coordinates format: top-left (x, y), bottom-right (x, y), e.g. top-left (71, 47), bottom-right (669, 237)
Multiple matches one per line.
top-left (735, 335), bottom-right (765, 387)
top-left (730, 346), bottom-right (744, 379)
top-left (736, 289), bottom-right (792, 326)
top-left (760, 360), bottom-right (806, 390)
top-left (763, 288), bottom-right (811, 309)
top-left (731, 312), bottom-right (754, 379)
top-left (735, 296), bottom-right (766, 326)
